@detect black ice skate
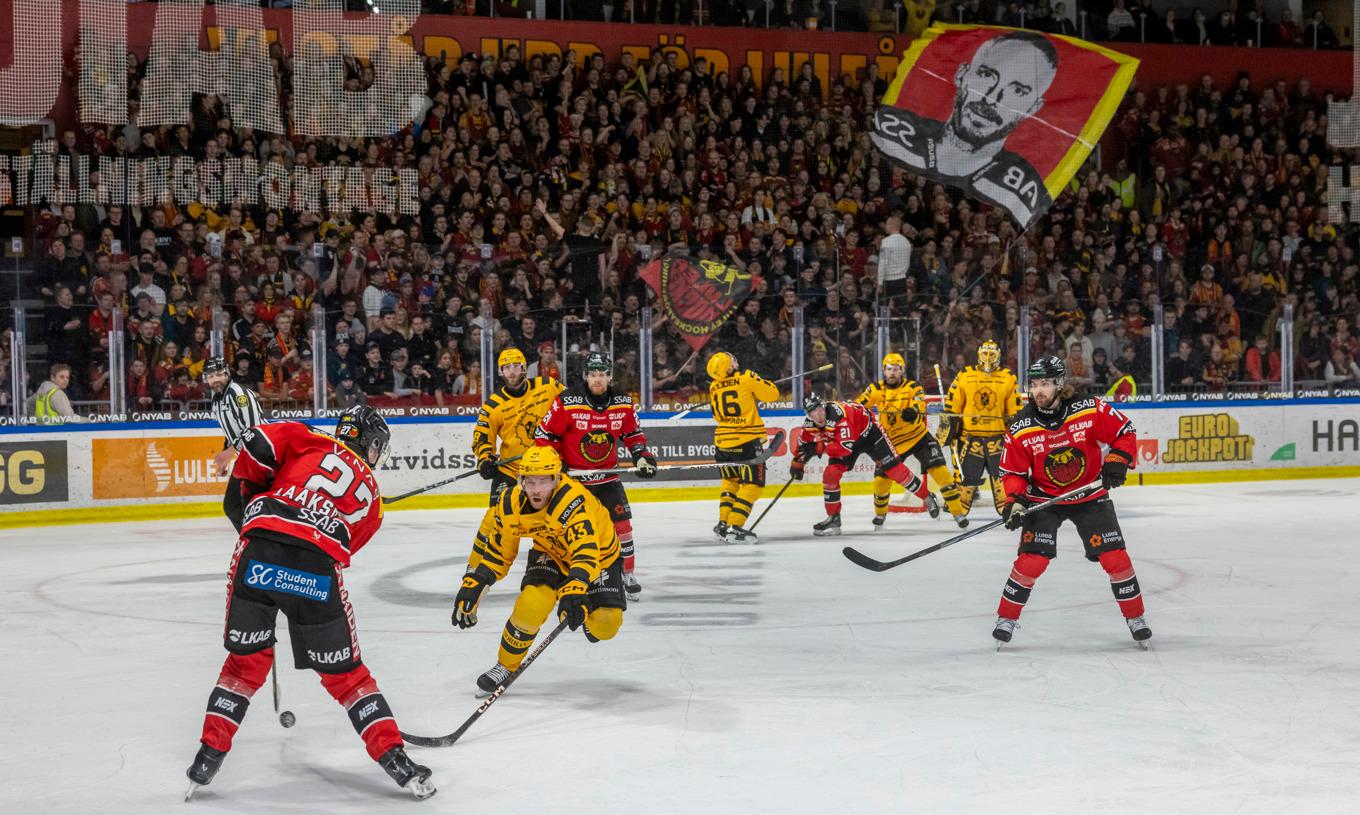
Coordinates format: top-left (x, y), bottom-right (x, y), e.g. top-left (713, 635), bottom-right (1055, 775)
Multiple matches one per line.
top-left (713, 521), bottom-right (730, 542)
top-left (923, 493), bottom-right (943, 519)
top-left (624, 571), bottom-right (642, 602)
top-left (1127, 616), bottom-right (1152, 648)
top-left (378, 746), bottom-right (437, 800)
top-left (184, 742), bottom-right (226, 801)
top-left (475, 663), bottom-right (513, 697)
top-left (871, 514), bottom-right (886, 531)
top-left (725, 524), bottom-right (758, 544)
top-left (952, 513), bottom-right (970, 529)
top-left (812, 514), bottom-right (842, 536)
top-left (992, 616), bottom-right (1019, 649)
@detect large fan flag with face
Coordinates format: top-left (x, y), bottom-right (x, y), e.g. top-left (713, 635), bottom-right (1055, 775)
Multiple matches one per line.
top-left (872, 24), bottom-right (1138, 228)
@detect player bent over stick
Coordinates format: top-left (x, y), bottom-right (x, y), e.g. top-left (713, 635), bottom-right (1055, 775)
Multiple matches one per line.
top-left (187, 407), bottom-right (435, 801)
top-left (452, 446), bottom-right (627, 695)
top-left (791, 394), bottom-right (931, 536)
top-left (992, 356), bottom-right (1151, 647)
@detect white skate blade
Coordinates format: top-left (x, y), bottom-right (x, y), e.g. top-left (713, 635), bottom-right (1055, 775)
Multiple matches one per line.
top-left (405, 777), bottom-right (437, 800)
top-left (184, 781), bottom-right (201, 802)
top-left (812, 528), bottom-right (841, 537)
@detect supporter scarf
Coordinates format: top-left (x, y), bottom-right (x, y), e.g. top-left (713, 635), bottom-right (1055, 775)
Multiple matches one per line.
top-left (872, 25), bottom-right (1138, 229)
top-left (639, 255), bottom-right (760, 353)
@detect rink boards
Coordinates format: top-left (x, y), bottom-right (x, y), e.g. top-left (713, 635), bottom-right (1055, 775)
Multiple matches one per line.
top-left (1, 397), bottom-right (1358, 526)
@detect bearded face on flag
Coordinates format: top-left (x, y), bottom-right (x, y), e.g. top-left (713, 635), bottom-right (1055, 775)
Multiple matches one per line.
top-left (946, 33), bottom-right (1058, 156)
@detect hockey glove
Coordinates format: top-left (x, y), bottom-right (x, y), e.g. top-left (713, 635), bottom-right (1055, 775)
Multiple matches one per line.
top-left (1101, 453), bottom-right (1129, 490)
top-left (477, 456), bottom-right (500, 480)
top-left (633, 451), bottom-right (658, 479)
top-left (556, 579), bottom-right (589, 631)
top-left (789, 456), bottom-right (806, 481)
top-left (1003, 497), bottom-right (1031, 530)
top-left (452, 568), bottom-right (494, 629)
top-left (900, 406), bottom-right (921, 424)
top-left (940, 415), bottom-right (962, 446)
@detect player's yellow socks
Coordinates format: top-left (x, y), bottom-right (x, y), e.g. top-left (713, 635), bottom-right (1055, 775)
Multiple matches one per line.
top-left (729, 482), bottom-right (763, 527)
top-left (872, 475), bottom-right (894, 517)
top-left (497, 585), bottom-right (555, 671)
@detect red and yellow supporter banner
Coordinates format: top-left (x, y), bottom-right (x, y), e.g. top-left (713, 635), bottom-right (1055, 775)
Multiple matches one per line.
top-left (92, 436), bottom-right (228, 499)
top-left (639, 255), bottom-right (759, 353)
top-left (872, 24), bottom-right (1138, 227)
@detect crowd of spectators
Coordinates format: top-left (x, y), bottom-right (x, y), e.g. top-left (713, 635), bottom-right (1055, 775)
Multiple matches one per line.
top-left (3, 6), bottom-right (1359, 418)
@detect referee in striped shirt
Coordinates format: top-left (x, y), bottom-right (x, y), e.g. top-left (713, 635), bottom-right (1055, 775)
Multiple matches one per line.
top-left (203, 356), bottom-right (264, 476)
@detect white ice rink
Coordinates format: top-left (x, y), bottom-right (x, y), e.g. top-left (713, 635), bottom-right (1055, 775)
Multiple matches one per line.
top-left (3, 480), bottom-right (1359, 814)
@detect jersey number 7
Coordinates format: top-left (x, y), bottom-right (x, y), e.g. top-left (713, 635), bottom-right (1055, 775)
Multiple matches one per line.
top-left (304, 452), bottom-right (374, 525)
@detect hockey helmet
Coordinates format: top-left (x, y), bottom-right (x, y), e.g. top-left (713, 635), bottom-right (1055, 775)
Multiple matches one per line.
top-left (584, 351), bottom-right (612, 375)
top-left (498, 347), bottom-right (527, 369)
top-left (336, 405), bottom-right (392, 468)
top-left (978, 340), bottom-right (1001, 372)
top-left (518, 446), bottom-right (563, 478)
top-left (803, 392), bottom-right (843, 424)
top-left (706, 352), bottom-right (734, 381)
top-left (1026, 355), bottom-right (1066, 385)
top-left (882, 352), bottom-right (905, 372)
top-left (203, 356), bottom-right (229, 378)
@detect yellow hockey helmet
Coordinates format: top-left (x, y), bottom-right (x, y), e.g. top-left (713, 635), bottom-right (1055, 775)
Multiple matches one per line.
top-left (518, 446), bottom-right (563, 478)
top-left (882, 352), bottom-right (905, 371)
top-left (978, 340), bottom-right (1001, 372)
top-left (706, 352), bottom-right (733, 381)
top-left (498, 347), bottom-right (527, 369)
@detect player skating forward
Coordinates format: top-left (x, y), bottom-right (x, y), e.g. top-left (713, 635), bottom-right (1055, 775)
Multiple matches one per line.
top-left (187, 407), bottom-right (435, 801)
top-left (992, 356), bottom-right (1151, 647)
top-left (452, 446), bottom-right (627, 694)
top-left (536, 352), bottom-right (656, 600)
top-left (855, 352), bottom-right (968, 529)
top-left (708, 352), bottom-right (780, 543)
top-left (941, 340), bottom-right (1024, 518)
top-left (473, 347), bottom-right (565, 505)
top-left (791, 394), bottom-right (929, 536)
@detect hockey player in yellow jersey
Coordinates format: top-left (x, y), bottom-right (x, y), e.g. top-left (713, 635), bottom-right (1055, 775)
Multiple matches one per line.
top-left (855, 353), bottom-right (968, 529)
top-left (451, 446), bottom-right (626, 695)
top-left (940, 340), bottom-right (1023, 517)
top-left (472, 347), bottom-right (565, 506)
top-left (707, 351), bottom-right (780, 543)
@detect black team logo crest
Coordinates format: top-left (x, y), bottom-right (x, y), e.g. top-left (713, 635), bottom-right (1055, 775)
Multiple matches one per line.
top-left (1043, 446), bottom-right (1086, 487)
top-left (639, 256), bottom-right (760, 353)
top-left (580, 430), bottom-right (614, 464)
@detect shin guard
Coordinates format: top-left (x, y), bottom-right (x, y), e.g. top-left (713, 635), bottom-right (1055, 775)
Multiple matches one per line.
top-left (822, 463), bottom-right (848, 515)
top-left (617, 518), bottom-right (635, 573)
top-left (1098, 549), bottom-right (1144, 618)
top-left (730, 482), bottom-right (762, 527)
top-left (997, 553), bottom-right (1050, 620)
top-left (320, 664), bottom-right (402, 761)
top-left (200, 649), bottom-right (273, 752)
top-left (719, 478), bottom-right (737, 524)
top-left (872, 475), bottom-right (892, 517)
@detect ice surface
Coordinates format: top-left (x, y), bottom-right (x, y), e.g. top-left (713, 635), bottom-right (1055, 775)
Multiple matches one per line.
top-left (2, 481), bottom-right (1359, 814)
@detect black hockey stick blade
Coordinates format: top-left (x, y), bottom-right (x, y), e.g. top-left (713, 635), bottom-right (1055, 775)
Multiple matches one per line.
top-left (401, 619), bottom-right (570, 748)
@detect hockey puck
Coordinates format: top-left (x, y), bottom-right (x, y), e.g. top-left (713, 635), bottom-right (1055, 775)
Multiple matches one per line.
top-left (279, 711), bottom-right (296, 728)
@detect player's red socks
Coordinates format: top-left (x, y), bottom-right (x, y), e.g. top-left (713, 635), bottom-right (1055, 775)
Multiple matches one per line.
top-left (617, 518), bottom-right (635, 573)
top-left (1098, 549), bottom-right (1144, 618)
top-left (821, 463), bottom-right (847, 515)
top-left (997, 553), bottom-right (1049, 620)
top-left (320, 665), bottom-right (402, 761)
top-left (200, 650), bottom-right (273, 752)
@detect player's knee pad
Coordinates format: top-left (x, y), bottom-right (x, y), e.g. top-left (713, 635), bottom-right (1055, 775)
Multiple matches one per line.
top-left (1097, 548), bottom-right (1134, 579)
top-left (224, 596), bottom-right (277, 655)
top-left (292, 615), bottom-right (361, 674)
top-left (822, 462), bottom-right (847, 488)
top-left (219, 650), bottom-right (273, 691)
top-left (583, 607), bottom-right (623, 643)
top-left (1015, 552), bottom-right (1051, 580)
top-left (872, 474), bottom-right (893, 499)
top-left (615, 518), bottom-right (633, 538)
top-left (318, 663), bottom-right (376, 705)
top-left (509, 584), bottom-right (557, 632)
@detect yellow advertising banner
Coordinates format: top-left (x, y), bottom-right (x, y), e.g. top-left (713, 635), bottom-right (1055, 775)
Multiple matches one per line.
top-left (92, 437), bottom-right (229, 499)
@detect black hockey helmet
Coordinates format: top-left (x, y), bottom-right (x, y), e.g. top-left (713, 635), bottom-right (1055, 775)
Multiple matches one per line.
top-left (803, 392), bottom-right (843, 424)
top-left (203, 356), bottom-right (229, 377)
top-left (336, 404), bottom-right (392, 468)
top-left (1026, 355), bottom-right (1067, 385)
top-left (584, 351), bottom-right (612, 375)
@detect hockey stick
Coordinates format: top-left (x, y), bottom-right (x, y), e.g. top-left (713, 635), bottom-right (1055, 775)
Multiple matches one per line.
top-left (566, 429), bottom-right (786, 477)
top-left (272, 651), bottom-right (295, 728)
top-left (670, 365), bottom-right (834, 420)
top-left (383, 454), bottom-right (524, 504)
top-left (400, 619), bottom-right (570, 748)
top-left (841, 483), bottom-right (1102, 572)
top-left (745, 475), bottom-right (795, 533)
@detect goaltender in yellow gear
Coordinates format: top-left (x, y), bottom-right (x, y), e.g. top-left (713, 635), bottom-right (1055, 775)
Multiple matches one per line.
top-left (941, 340), bottom-right (1023, 516)
top-left (855, 352), bottom-right (967, 528)
top-left (452, 447), bottom-right (626, 692)
top-left (707, 351), bottom-right (779, 541)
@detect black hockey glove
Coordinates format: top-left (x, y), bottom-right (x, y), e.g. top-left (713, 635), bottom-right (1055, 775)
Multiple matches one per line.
top-left (1101, 453), bottom-right (1129, 490)
top-left (633, 450), bottom-right (658, 479)
top-left (900, 406), bottom-right (921, 424)
top-left (453, 567), bottom-right (494, 629)
top-left (477, 456), bottom-right (500, 480)
top-left (789, 456), bottom-right (806, 481)
top-left (940, 415), bottom-right (962, 446)
top-left (1003, 497), bottom-right (1031, 530)
top-left (557, 579), bottom-right (589, 631)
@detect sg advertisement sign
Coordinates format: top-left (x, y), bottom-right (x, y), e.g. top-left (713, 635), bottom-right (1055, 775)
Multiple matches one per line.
top-left (92, 436), bottom-right (228, 499)
top-left (0, 440), bottom-right (69, 505)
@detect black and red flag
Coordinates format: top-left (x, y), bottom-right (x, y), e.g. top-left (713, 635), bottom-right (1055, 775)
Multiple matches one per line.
top-left (638, 255), bottom-right (760, 353)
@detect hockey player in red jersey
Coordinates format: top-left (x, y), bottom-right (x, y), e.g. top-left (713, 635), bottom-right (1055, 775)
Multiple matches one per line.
top-left (790, 393), bottom-right (929, 536)
top-left (185, 407), bottom-right (436, 801)
top-left (535, 352), bottom-right (656, 600)
top-left (992, 356), bottom-right (1151, 647)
